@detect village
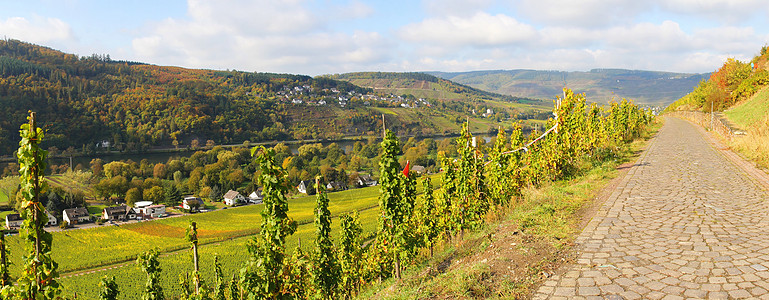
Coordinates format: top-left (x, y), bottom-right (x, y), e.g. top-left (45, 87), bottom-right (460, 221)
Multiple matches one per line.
top-left (3, 173), bottom-right (383, 232)
top-left (276, 84), bottom-right (431, 109)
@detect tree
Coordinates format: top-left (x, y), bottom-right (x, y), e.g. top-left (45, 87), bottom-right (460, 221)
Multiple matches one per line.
top-left (13, 112), bottom-right (62, 299)
top-left (209, 185), bottom-right (222, 201)
top-left (143, 186), bottom-right (164, 204)
top-left (240, 146), bottom-right (297, 298)
top-left (313, 177), bottom-right (339, 299)
top-left (90, 158), bottom-right (104, 178)
top-left (45, 193), bottom-right (61, 217)
top-left (126, 187), bottom-right (142, 207)
top-left (95, 176), bottom-right (129, 200)
top-left (137, 248), bottom-right (163, 300)
top-left (164, 184), bottom-right (181, 207)
top-left (153, 163), bottom-right (167, 179)
top-left (99, 276), bottom-right (119, 300)
top-left (173, 170), bottom-right (184, 185)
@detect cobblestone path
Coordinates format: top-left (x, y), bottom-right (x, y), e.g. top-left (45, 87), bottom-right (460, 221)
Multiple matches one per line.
top-left (535, 117), bottom-right (769, 299)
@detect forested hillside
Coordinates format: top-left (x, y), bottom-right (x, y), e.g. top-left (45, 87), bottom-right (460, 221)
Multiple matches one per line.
top-left (0, 40), bottom-right (542, 158)
top-left (667, 46), bottom-right (769, 112)
top-left (330, 71), bottom-right (541, 105)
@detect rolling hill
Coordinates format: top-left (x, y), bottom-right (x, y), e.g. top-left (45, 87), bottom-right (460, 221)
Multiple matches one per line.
top-left (0, 40), bottom-right (548, 158)
top-left (429, 69), bottom-right (710, 106)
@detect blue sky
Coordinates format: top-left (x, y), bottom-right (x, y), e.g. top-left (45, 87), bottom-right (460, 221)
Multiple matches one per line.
top-left (1, 0), bottom-right (768, 75)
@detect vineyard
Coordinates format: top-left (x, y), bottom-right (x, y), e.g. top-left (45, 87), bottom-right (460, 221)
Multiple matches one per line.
top-left (0, 182), bottom-right (389, 273)
top-left (0, 89), bottom-right (653, 299)
top-left (59, 206), bottom-right (383, 299)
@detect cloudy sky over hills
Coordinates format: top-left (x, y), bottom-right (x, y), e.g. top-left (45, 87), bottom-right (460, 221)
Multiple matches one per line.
top-left (1, 0), bottom-right (767, 75)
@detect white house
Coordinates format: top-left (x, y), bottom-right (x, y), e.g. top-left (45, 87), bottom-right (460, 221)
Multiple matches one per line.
top-left (5, 214), bottom-right (22, 230)
top-left (248, 189), bottom-right (263, 204)
top-left (356, 174), bottom-right (377, 187)
top-left (46, 211), bottom-right (57, 226)
top-left (411, 165), bottom-right (426, 175)
top-left (326, 181), bottom-right (347, 191)
top-left (142, 205), bottom-right (166, 218)
top-left (296, 180), bottom-right (316, 195)
top-left (63, 207), bottom-right (91, 224)
top-left (183, 196), bottom-right (203, 211)
top-left (223, 190), bottom-right (245, 206)
top-left (134, 201), bottom-right (153, 208)
top-left (102, 205), bottom-right (137, 221)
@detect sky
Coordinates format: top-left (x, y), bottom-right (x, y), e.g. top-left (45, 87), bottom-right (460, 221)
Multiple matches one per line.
top-left (1, 0), bottom-right (768, 76)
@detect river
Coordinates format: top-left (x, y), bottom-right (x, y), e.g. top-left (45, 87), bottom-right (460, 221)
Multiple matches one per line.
top-left (1, 132), bottom-right (505, 172)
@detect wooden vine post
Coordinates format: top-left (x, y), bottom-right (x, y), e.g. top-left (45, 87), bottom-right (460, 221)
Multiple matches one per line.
top-left (186, 221), bottom-right (200, 294)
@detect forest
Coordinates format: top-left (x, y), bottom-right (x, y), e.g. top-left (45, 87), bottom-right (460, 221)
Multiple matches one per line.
top-left (0, 39), bottom-right (535, 158)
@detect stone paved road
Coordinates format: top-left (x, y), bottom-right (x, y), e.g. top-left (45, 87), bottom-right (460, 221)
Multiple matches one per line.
top-left (535, 117), bottom-right (769, 300)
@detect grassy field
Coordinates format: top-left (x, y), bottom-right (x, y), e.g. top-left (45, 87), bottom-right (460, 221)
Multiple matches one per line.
top-left (725, 86), bottom-right (769, 128)
top-left (723, 86), bottom-right (769, 168)
top-left (0, 182), bottom-right (376, 298)
top-left (372, 107), bottom-right (397, 115)
top-left (1, 185), bottom-right (379, 274)
top-left (60, 206), bottom-right (382, 299)
top-left (50, 175), bottom-right (443, 298)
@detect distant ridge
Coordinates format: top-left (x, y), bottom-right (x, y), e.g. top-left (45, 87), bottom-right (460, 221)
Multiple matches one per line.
top-left (428, 69), bottom-right (710, 106)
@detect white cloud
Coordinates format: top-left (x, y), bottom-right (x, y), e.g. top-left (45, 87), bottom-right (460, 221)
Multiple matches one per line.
top-left (340, 1), bottom-right (375, 19)
top-left (604, 21), bottom-right (691, 52)
top-left (130, 0), bottom-right (390, 74)
top-left (186, 0), bottom-right (320, 35)
top-left (0, 16), bottom-right (74, 44)
top-left (399, 12), bottom-right (536, 47)
top-left (691, 26), bottom-right (762, 55)
top-left (394, 14), bottom-right (769, 74)
top-left (516, 0), bottom-right (648, 27)
top-left (122, 0), bottom-right (769, 75)
top-left (422, 0), bottom-right (494, 17)
top-left (659, 0), bottom-right (768, 24)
